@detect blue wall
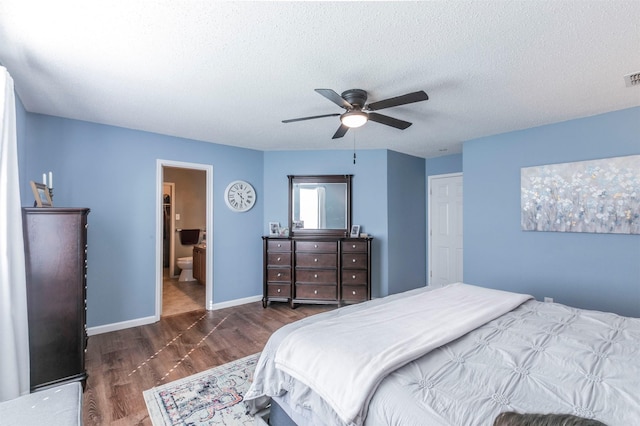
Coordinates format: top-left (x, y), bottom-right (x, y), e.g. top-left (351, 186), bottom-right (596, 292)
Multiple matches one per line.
top-left (464, 108), bottom-right (640, 317)
top-left (21, 114), bottom-right (264, 327)
top-left (18, 106), bottom-right (429, 328)
top-left (387, 150), bottom-right (426, 294)
top-left (17, 94), bottom-right (639, 328)
top-left (426, 153), bottom-right (463, 177)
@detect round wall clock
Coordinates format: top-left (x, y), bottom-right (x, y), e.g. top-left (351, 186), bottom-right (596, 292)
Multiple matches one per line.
top-left (224, 180), bottom-right (256, 212)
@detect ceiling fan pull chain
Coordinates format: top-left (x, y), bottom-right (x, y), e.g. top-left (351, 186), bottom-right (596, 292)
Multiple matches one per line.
top-left (353, 132), bottom-right (357, 164)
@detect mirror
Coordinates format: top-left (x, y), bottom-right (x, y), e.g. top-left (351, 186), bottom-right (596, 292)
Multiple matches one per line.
top-left (289, 175), bottom-right (352, 237)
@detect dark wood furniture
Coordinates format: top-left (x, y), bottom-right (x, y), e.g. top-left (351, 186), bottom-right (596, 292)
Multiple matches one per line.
top-left (22, 207), bottom-right (89, 391)
top-left (262, 236), bottom-right (372, 308)
top-left (192, 245), bottom-right (206, 284)
top-left (262, 238), bottom-right (292, 305)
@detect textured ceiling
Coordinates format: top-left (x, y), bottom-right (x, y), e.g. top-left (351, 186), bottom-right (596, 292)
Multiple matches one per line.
top-left (0, 1), bottom-right (639, 158)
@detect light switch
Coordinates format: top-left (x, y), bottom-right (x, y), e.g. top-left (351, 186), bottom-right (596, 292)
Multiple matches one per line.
top-left (175, 213), bottom-right (181, 220)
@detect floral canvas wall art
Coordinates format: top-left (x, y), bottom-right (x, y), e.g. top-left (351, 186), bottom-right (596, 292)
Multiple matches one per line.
top-left (521, 155), bottom-right (640, 234)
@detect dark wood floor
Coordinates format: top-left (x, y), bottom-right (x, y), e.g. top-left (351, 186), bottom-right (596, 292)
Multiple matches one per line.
top-left (83, 301), bottom-right (334, 425)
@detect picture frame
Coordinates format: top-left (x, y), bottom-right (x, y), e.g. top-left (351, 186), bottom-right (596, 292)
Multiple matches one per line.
top-left (30, 181), bottom-right (53, 207)
top-left (269, 222), bottom-right (280, 236)
top-left (350, 224), bottom-right (360, 238)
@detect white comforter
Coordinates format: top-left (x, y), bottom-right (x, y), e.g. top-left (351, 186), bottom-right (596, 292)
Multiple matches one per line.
top-left (247, 283), bottom-right (532, 426)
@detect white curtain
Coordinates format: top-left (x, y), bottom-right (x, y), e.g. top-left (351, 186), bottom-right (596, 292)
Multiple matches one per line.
top-left (0, 66), bottom-right (30, 400)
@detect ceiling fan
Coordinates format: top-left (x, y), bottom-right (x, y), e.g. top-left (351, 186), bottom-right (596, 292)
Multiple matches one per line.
top-left (282, 88), bottom-right (429, 139)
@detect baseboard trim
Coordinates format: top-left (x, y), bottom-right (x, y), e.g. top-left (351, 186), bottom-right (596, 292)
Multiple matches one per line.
top-left (207, 295), bottom-right (262, 311)
top-left (87, 295), bottom-right (264, 335)
top-left (87, 315), bottom-right (157, 336)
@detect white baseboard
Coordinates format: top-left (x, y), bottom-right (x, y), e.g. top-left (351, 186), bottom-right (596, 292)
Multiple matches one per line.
top-left (207, 295), bottom-right (262, 311)
top-left (87, 295), bottom-right (264, 336)
top-left (87, 315), bottom-right (157, 336)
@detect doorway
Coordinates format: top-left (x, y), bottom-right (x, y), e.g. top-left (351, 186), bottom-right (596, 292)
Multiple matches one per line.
top-left (428, 173), bottom-right (463, 288)
top-left (155, 160), bottom-right (213, 321)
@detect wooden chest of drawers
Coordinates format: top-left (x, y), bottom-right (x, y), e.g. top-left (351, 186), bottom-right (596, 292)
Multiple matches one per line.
top-left (262, 238), bottom-right (292, 306)
top-left (262, 236), bottom-right (372, 308)
top-left (23, 208), bottom-right (90, 391)
top-left (341, 239), bottom-right (370, 303)
top-left (294, 239), bottom-right (338, 305)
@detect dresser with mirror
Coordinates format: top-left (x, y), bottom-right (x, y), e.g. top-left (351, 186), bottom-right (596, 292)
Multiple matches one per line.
top-left (262, 175), bottom-right (372, 308)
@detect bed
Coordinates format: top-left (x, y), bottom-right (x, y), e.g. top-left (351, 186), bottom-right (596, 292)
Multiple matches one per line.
top-left (245, 283), bottom-right (640, 426)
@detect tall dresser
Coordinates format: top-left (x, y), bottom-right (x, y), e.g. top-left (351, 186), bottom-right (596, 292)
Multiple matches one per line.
top-left (262, 236), bottom-right (372, 308)
top-left (22, 207), bottom-right (90, 391)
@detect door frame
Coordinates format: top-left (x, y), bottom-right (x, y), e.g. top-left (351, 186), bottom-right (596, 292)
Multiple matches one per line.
top-left (162, 182), bottom-right (176, 277)
top-left (155, 159), bottom-right (214, 320)
top-left (427, 172), bottom-right (463, 286)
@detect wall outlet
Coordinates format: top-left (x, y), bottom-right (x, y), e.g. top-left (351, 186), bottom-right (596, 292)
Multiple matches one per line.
top-left (175, 213), bottom-right (181, 220)
top-left (544, 297), bottom-right (553, 303)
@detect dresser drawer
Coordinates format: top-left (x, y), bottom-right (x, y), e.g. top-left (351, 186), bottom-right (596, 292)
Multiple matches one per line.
top-left (267, 252), bottom-right (291, 266)
top-left (296, 253), bottom-right (337, 268)
top-left (342, 285), bottom-right (367, 302)
top-left (295, 284), bottom-right (337, 300)
top-left (296, 269), bottom-right (337, 285)
top-left (267, 284), bottom-right (290, 297)
top-left (342, 253), bottom-right (368, 269)
top-left (267, 268), bottom-right (291, 282)
top-left (267, 239), bottom-right (291, 252)
top-left (342, 240), bottom-right (368, 252)
top-left (296, 241), bottom-right (337, 252)
top-left (341, 269), bottom-right (368, 285)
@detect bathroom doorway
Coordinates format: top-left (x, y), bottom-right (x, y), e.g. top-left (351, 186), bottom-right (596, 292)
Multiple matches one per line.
top-left (155, 160), bottom-right (213, 320)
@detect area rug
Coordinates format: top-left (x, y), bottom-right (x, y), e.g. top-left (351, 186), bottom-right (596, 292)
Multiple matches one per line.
top-left (143, 353), bottom-right (261, 426)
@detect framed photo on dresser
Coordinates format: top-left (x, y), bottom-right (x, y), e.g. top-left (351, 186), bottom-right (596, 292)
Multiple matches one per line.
top-left (350, 225), bottom-right (360, 238)
top-left (30, 181), bottom-right (53, 207)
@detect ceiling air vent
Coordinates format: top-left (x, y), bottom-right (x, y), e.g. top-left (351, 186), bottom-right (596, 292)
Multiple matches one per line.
top-left (623, 72), bottom-right (640, 87)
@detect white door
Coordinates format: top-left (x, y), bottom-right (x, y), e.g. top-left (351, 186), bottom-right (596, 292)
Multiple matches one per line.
top-left (428, 173), bottom-right (463, 287)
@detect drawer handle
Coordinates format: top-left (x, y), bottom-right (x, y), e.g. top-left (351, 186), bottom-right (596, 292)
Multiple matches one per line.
top-left (352, 290), bottom-right (357, 295)
top-left (352, 275), bottom-right (356, 279)
top-left (352, 244), bottom-right (356, 248)
top-left (277, 273), bottom-right (282, 277)
top-left (277, 288), bottom-right (281, 293)
top-left (314, 258), bottom-right (318, 262)
top-left (314, 290), bottom-right (318, 295)
top-left (277, 243), bottom-right (282, 248)
top-left (314, 273), bottom-right (318, 278)
top-left (277, 257), bottom-right (281, 261)
top-left (314, 244), bottom-right (318, 248)
top-left (352, 259), bottom-right (357, 263)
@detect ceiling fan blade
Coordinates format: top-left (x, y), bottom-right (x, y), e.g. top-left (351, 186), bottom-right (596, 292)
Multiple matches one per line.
top-left (332, 124), bottom-right (349, 139)
top-left (315, 89), bottom-right (353, 109)
top-left (366, 90), bottom-right (428, 111)
top-left (282, 113), bottom-right (340, 123)
top-left (368, 112), bottom-right (412, 130)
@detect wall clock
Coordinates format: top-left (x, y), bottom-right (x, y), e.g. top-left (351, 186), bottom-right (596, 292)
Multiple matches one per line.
top-left (224, 180), bottom-right (256, 212)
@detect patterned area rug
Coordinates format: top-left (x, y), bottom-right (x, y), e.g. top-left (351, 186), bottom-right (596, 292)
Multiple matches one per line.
top-left (143, 353), bottom-right (261, 426)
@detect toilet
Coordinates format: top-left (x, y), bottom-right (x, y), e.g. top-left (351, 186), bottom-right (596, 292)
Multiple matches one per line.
top-left (176, 229), bottom-right (200, 282)
top-left (177, 256), bottom-right (194, 282)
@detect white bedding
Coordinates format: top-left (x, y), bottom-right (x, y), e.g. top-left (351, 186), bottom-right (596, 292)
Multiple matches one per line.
top-left (245, 284), bottom-right (640, 425)
top-left (273, 283), bottom-right (532, 425)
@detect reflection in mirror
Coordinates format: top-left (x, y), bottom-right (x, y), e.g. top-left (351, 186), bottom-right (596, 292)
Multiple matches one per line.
top-left (289, 175), bottom-right (352, 237)
top-left (293, 183), bottom-right (347, 229)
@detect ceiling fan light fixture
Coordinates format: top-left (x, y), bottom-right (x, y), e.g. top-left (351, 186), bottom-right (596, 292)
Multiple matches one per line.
top-left (341, 110), bottom-right (368, 128)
